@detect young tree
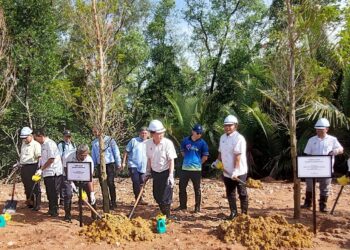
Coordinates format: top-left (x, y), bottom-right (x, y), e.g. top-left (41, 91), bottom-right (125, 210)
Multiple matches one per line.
top-left (262, 0), bottom-right (339, 218)
top-left (65, 0), bottom-right (147, 212)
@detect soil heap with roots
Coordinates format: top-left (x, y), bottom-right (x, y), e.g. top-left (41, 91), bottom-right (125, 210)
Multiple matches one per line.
top-left (79, 213), bottom-right (155, 244)
top-left (218, 214), bottom-right (313, 250)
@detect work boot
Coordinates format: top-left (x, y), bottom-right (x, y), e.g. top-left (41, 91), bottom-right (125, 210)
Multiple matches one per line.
top-left (159, 204), bottom-right (166, 215)
top-left (174, 206), bottom-right (187, 211)
top-left (301, 191), bottom-right (312, 209)
top-left (64, 202), bottom-right (72, 222)
top-left (164, 204), bottom-right (171, 218)
top-left (110, 201), bottom-right (117, 210)
top-left (26, 199), bottom-right (34, 209)
top-left (194, 191), bottom-right (201, 213)
top-left (50, 204), bottom-right (59, 217)
top-left (32, 193), bottom-right (41, 211)
top-left (319, 196), bottom-right (329, 213)
top-left (240, 196), bottom-right (248, 215)
top-left (194, 204), bottom-right (200, 213)
top-left (227, 199), bottom-right (237, 220)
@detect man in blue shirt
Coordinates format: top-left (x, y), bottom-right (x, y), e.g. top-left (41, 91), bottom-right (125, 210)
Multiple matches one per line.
top-left (91, 127), bottom-right (121, 210)
top-left (174, 124), bottom-right (209, 213)
top-left (121, 127), bottom-right (149, 205)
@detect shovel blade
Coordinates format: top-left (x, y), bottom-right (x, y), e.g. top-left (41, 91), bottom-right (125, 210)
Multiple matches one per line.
top-left (3, 200), bottom-right (17, 214)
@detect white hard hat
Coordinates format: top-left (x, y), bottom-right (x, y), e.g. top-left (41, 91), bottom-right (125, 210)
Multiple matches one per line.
top-left (20, 127), bottom-right (33, 138)
top-left (148, 119), bottom-right (166, 133)
top-left (314, 118), bottom-right (330, 129)
top-left (224, 115), bottom-right (238, 125)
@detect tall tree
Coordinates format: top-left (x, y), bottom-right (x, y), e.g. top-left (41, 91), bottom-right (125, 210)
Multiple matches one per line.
top-left (262, 0), bottom-right (339, 218)
top-left (141, 0), bottom-right (185, 119)
top-left (1, 0), bottom-right (60, 128)
top-left (65, 0), bottom-right (147, 212)
top-left (184, 0), bottom-right (266, 93)
top-left (0, 7), bottom-right (15, 119)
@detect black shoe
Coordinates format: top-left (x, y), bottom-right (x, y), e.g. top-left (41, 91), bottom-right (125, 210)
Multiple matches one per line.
top-left (64, 215), bottom-right (72, 222)
top-left (226, 211), bottom-right (237, 220)
top-left (32, 206), bottom-right (41, 211)
top-left (194, 205), bottom-right (200, 213)
top-left (301, 203), bottom-right (312, 209)
top-left (50, 212), bottom-right (59, 217)
top-left (110, 203), bottom-right (117, 210)
top-left (173, 206), bottom-right (187, 211)
top-left (27, 204), bottom-right (34, 209)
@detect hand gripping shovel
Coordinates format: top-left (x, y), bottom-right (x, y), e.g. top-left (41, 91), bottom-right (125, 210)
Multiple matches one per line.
top-left (78, 190), bottom-right (102, 220)
top-left (128, 181), bottom-right (147, 219)
top-left (3, 164), bottom-right (21, 214)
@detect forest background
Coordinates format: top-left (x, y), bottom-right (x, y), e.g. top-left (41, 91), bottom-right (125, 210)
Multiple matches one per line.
top-left (0, 0), bottom-right (350, 183)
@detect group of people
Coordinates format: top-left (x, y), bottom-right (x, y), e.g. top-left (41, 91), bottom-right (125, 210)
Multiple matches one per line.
top-left (17, 115), bottom-right (343, 222)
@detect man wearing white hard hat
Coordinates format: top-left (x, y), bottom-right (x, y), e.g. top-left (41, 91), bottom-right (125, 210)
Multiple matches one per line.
top-left (19, 127), bottom-right (42, 210)
top-left (145, 120), bottom-right (177, 218)
top-left (302, 118), bottom-right (343, 212)
top-left (216, 115), bottom-right (248, 220)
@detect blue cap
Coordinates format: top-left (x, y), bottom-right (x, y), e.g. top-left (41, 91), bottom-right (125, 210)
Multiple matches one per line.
top-left (192, 124), bottom-right (203, 134)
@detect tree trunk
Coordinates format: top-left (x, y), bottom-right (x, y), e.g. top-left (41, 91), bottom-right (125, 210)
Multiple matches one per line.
top-left (286, 0), bottom-right (300, 219)
top-left (93, 0), bottom-right (110, 213)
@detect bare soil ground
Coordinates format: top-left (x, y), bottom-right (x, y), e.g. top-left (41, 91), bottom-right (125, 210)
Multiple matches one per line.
top-left (0, 177), bottom-right (350, 250)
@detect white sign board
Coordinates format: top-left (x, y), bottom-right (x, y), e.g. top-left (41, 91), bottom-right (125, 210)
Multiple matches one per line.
top-left (66, 162), bottom-right (92, 182)
top-left (297, 156), bottom-right (332, 178)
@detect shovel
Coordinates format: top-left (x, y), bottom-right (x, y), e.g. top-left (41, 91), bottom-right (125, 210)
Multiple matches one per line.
top-left (74, 189), bottom-right (102, 220)
top-left (128, 181), bottom-right (147, 219)
top-left (3, 171), bottom-right (18, 214)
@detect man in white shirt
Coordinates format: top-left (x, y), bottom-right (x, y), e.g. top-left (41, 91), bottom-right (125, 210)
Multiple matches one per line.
top-left (34, 129), bottom-right (63, 217)
top-left (62, 144), bottom-right (95, 222)
top-left (57, 130), bottom-right (76, 206)
top-left (217, 115), bottom-right (248, 220)
top-left (145, 120), bottom-right (177, 218)
top-left (302, 118), bottom-right (343, 212)
top-left (19, 127), bottom-right (41, 210)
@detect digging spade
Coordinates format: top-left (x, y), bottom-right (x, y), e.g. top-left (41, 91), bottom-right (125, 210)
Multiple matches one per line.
top-left (128, 181), bottom-right (147, 219)
top-left (3, 163), bottom-right (21, 214)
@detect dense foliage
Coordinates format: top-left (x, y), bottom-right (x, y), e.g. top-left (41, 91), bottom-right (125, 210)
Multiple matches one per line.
top-left (0, 0), bottom-right (349, 180)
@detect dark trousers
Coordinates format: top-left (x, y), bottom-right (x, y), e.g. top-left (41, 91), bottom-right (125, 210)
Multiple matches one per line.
top-left (44, 175), bottom-right (63, 212)
top-left (129, 168), bottom-right (145, 199)
top-left (62, 178), bottom-right (95, 218)
top-left (20, 163), bottom-right (41, 205)
top-left (223, 174), bottom-right (248, 212)
top-left (152, 169), bottom-right (173, 205)
top-left (179, 170), bottom-right (201, 208)
top-left (62, 177), bottom-right (73, 207)
top-left (97, 163), bottom-right (116, 205)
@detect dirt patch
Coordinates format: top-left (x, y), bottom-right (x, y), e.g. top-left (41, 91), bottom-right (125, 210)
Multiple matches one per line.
top-left (80, 213), bottom-right (154, 244)
top-left (0, 178), bottom-right (350, 249)
top-left (218, 214), bottom-right (313, 249)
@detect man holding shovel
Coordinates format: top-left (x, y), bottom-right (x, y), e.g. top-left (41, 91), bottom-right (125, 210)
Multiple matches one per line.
top-left (145, 120), bottom-right (177, 219)
top-left (19, 127), bottom-right (41, 211)
top-left (34, 129), bottom-right (63, 217)
top-left (62, 144), bottom-right (96, 222)
top-left (217, 115), bottom-right (248, 220)
top-left (302, 118), bottom-right (343, 213)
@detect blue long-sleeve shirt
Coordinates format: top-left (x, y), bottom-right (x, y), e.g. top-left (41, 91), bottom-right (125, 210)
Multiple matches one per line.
top-left (91, 136), bottom-right (121, 167)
